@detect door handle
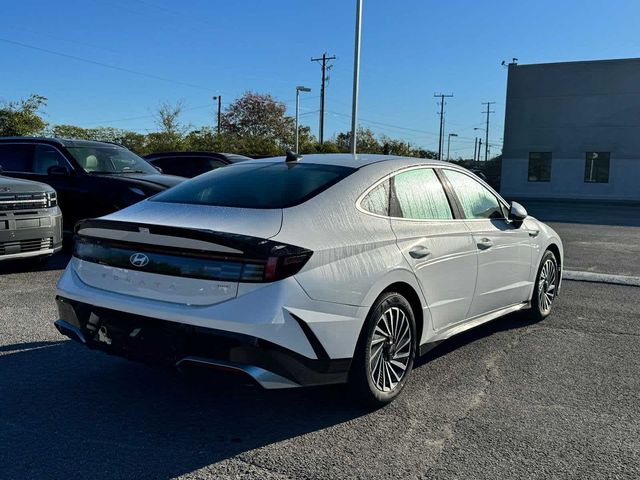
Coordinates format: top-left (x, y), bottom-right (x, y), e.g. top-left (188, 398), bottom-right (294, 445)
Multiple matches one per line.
top-left (477, 238), bottom-right (493, 250)
top-left (409, 245), bottom-right (431, 259)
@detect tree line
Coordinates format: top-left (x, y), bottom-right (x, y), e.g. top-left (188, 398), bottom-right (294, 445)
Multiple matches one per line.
top-left (0, 92), bottom-right (438, 158)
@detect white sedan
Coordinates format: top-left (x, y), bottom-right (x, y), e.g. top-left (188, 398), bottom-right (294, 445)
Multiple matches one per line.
top-left (55, 153), bottom-right (563, 406)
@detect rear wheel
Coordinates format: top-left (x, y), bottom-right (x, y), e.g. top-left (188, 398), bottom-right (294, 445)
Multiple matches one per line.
top-left (349, 292), bottom-right (416, 407)
top-left (531, 250), bottom-right (559, 321)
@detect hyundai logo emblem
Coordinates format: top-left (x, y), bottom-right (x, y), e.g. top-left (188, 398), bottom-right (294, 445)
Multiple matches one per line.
top-left (129, 253), bottom-right (150, 267)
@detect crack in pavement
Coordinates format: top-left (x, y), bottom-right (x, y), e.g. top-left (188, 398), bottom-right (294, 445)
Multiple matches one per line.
top-left (418, 328), bottom-right (529, 479)
top-left (533, 324), bottom-right (640, 339)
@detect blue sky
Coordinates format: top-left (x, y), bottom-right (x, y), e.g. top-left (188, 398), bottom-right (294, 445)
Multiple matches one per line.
top-left (2, 0), bottom-right (639, 157)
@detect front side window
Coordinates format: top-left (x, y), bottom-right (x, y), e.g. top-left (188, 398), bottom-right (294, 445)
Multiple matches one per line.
top-left (152, 162), bottom-right (355, 209)
top-left (585, 152), bottom-right (610, 183)
top-left (444, 169), bottom-right (504, 220)
top-left (391, 168), bottom-right (452, 220)
top-left (32, 145), bottom-right (68, 174)
top-left (528, 152), bottom-right (552, 182)
top-left (0, 144), bottom-right (33, 172)
top-left (67, 145), bottom-right (157, 174)
top-left (360, 179), bottom-right (390, 216)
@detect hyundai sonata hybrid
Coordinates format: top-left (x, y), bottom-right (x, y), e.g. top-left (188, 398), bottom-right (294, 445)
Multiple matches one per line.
top-left (55, 153), bottom-right (563, 405)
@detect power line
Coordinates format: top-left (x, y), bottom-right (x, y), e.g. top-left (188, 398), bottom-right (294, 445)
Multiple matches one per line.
top-left (434, 93), bottom-right (453, 160)
top-left (311, 52), bottom-right (336, 145)
top-left (0, 37), bottom-right (212, 91)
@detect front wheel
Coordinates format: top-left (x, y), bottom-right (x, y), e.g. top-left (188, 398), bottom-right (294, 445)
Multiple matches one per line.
top-left (531, 250), bottom-right (559, 321)
top-left (349, 292), bottom-right (416, 407)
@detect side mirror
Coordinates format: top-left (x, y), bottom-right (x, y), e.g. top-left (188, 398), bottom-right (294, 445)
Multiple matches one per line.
top-left (47, 165), bottom-right (70, 176)
top-left (154, 165), bottom-right (163, 174)
top-left (508, 201), bottom-right (528, 226)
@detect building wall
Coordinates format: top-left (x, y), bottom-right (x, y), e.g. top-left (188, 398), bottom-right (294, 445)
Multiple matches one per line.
top-left (501, 58), bottom-right (640, 201)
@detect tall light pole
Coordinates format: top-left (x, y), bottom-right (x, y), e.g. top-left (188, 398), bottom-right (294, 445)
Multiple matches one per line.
top-left (447, 133), bottom-right (458, 161)
top-left (295, 86), bottom-right (311, 153)
top-left (350, 0), bottom-right (363, 155)
top-left (212, 96), bottom-right (222, 135)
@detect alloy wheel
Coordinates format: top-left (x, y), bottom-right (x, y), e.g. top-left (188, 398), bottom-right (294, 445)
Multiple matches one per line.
top-left (369, 306), bottom-right (412, 392)
top-left (538, 258), bottom-right (557, 314)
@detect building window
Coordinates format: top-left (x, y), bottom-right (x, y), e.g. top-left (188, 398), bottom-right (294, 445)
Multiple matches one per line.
top-left (528, 152), bottom-right (552, 182)
top-left (584, 152), bottom-right (610, 183)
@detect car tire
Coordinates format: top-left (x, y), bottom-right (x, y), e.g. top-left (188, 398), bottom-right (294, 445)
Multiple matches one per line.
top-left (349, 292), bottom-right (416, 408)
top-left (530, 250), bottom-right (559, 321)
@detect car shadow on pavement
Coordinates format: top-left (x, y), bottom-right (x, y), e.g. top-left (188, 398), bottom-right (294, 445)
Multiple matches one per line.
top-left (1, 310), bottom-right (535, 479)
top-left (0, 340), bottom-right (365, 479)
top-left (415, 310), bottom-right (537, 368)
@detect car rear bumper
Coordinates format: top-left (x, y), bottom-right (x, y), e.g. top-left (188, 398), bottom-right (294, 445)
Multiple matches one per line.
top-left (55, 296), bottom-right (352, 388)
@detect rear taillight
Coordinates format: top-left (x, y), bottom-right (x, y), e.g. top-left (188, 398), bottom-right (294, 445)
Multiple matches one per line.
top-left (73, 232), bottom-right (312, 284)
top-left (242, 251), bottom-right (312, 282)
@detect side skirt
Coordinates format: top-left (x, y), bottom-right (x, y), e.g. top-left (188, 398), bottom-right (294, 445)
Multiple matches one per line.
top-left (419, 302), bottom-right (529, 351)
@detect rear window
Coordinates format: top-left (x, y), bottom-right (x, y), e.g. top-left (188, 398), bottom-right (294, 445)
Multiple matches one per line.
top-left (151, 162), bottom-right (356, 209)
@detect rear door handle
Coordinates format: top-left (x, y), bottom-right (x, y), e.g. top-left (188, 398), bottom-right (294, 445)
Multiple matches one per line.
top-left (477, 238), bottom-right (493, 250)
top-left (409, 245), bottom-right (431, 259)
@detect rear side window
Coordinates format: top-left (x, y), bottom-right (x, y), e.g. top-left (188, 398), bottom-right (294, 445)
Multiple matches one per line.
top-left (391, 168), bottom-right (453, 220)
top-left (152, 162), bottom-right (356, 209)
top-left (0, 144), bottom-right (33, 172)
top-left (443, 169), bottom-right (504, 219)
top-left (32, 145), bottom-right (68, 174)
top-left (360, 180), bottom-right (390, 216)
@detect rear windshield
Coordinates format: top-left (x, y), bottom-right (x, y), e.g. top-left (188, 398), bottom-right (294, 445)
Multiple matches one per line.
top-left (151, 162), bottom-right (356, 209)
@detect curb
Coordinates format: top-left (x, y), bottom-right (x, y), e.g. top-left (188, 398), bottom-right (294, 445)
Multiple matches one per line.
top-left (563, 270), bottom-right (640, 287)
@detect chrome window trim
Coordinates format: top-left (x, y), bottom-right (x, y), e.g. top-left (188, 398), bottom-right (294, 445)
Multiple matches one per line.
top-left (356, 164), bottom-right (509, 222)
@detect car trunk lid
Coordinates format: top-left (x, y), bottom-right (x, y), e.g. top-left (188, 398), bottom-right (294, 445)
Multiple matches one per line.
top-left (71, 206), bottom-right (310, 306)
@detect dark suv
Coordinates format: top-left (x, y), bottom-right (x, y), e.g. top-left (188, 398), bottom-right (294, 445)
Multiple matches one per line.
top-left (0, 138), bottom-right (185, 231)
top-left (145, 151), bottom-right (251, 178)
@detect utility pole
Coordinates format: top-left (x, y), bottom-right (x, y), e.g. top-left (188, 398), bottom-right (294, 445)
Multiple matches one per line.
top-left (311, 52), bottom-right (336, 145)
top-left (481, 101), bottom-right (495, 161)
top-left (350, 0), bottom-right (363, 155)
top-left (295, 86), bottom-right (311, 153)
top-left (477, 138), bottom-right (483, 161)
top-left (434, 93), bottom-right (453, 160)
top-left (473, 137), bottom-right (478, 163)
top-left (212, 96), bottom-right (222, 135)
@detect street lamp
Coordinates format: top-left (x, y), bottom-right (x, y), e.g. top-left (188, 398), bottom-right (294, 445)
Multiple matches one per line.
top-left (295, 86), bottom-right (311, 153)
top-left (447, 133), bottom-right (458, 161)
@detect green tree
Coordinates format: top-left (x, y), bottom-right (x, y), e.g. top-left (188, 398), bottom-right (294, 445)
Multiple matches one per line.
top-left (221, 92), bottom-right (294, 155)
top-left (335, 127), bottom-right (382, 153)
top-left (0, 94), bottom-right (48, 136)
top-left (146, 101), bottom-right (189, 152)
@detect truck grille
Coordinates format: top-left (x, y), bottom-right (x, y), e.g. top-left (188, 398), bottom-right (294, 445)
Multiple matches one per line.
top-left (0, 192), bottom-right (48, 211)
top-left (0, 237), bottom-right (53, 255)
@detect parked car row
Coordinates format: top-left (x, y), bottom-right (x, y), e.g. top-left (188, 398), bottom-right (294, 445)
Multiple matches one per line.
top-left (0, 137), bottom-right (250, 262)
top-left (2, 136), bottom-right (563, 405)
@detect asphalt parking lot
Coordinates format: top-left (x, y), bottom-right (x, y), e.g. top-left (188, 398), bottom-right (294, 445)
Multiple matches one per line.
top-left (1, 204), bottom-right (639, 479)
